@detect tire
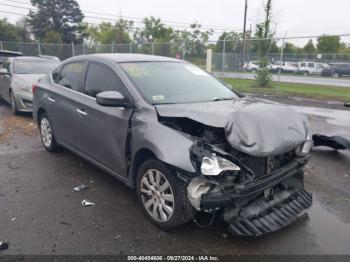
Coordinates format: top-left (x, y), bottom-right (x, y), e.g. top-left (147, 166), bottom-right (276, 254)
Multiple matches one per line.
top-left (9, 90), bottom-right (19, 115)
top-left (136, 159), bottom-right (195, 230)
top-left (39, 113), bottom-right (58, 152)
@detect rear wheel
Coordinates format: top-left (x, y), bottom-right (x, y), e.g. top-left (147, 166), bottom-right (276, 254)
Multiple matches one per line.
top-left (9, 90), bottom-right (19, 115)
top-left (136, 159), bottom-right (194, 230)
top-left (333, 73), bottom-right (341, 78)
top-left (39, 113), bottom-right (58, 152)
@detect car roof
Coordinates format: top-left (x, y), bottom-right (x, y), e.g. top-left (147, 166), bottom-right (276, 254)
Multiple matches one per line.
top-left (11, 56), bottom-right (60, 62)
top-left (0, 50), bottom-right (23, 57)
top-left (69, 53), bottom-right (184, 63)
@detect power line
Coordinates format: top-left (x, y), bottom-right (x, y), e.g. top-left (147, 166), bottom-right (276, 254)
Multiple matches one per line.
top-left (0, 0), bottom-right (243, 31)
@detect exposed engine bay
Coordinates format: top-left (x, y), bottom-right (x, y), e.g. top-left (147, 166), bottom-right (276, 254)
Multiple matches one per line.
top-left (159, 115), bottom-right (313, 236)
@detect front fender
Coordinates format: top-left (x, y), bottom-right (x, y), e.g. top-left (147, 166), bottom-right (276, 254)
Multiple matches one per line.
top-left (130, 109), bottom-right (196, 174)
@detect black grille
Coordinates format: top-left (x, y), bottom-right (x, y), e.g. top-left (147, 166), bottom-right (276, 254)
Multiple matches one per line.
top-left (227, 189), bottom-right (312, 236)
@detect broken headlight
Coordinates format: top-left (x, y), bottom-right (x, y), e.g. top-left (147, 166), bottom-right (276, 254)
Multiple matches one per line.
top-left (201, 153), bottom-right (240, 176)
top-left (297, 133), bottom-right (313, 155)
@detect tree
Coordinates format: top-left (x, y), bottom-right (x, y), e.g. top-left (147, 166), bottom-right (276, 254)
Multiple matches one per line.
top-left (0, 18), bottom-right (31, 42)
top-left (317, 35), bottom-right (341, 54)
top-left (284, 42), bottom-right (299, 54)
top-left (134, 16), bottom-right (174, 44)
top-left (255, 0), bottom-right (274, 87)
top-left (27, 0), bottom-right (85, 44)
top-left (303, 40), bottom-right (316, 54)
top-left (215, 31), bottom-right (242, 53)
top-left (174, 23), bottom-right (213, 59)
top-left (86, 19), bottom-right (133, 45)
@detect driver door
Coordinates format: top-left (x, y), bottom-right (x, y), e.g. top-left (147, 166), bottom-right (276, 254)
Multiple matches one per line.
top-left (76, 61), bottom-right (134, 177)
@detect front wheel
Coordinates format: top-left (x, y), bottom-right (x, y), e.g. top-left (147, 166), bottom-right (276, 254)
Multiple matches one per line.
top-left (136, 159), bottom-right (195, 230)
top-left (9, 91), bottom-right (19, 115)
top-left (39, 113), bottom-right (58, 152)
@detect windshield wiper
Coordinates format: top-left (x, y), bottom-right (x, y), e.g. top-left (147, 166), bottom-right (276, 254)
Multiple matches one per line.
top-left (212, 97), bottom-right (235, 102)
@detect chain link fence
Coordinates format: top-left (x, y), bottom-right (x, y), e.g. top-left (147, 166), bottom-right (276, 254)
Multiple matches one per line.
top-left (1, 38), bottom-right (350, 76)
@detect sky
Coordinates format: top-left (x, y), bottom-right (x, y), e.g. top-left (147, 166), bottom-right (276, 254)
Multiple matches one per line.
top-left (1, 0), bottom-right (350, 46)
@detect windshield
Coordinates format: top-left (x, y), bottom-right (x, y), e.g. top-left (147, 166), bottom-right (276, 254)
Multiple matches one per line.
top-left (120, 62), bottom-right (237, 104)
top-left (14, 59), bottom-right (59, 74)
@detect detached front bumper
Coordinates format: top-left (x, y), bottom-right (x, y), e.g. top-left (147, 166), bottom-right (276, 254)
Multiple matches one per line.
top-left (226, 188), bottom-right (312, 236)
top-left (187, 156), bottom-right (312, 236)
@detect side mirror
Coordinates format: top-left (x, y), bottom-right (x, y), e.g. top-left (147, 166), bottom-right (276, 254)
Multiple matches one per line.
top-left (0, 68), bottom-right (9, 75)
top-left (96, 91), bottom-right (132, 108)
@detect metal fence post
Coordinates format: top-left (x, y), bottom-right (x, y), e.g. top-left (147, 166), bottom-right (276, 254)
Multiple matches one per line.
top-left (83, 43), bottom-right (86, 55)
top-left (151, 42), bottom-right (155, 55)
top-left (182, 43), bottom-right (186, 60)
top-left (276, 33), bottom-right (287, 97)
top-left (129, 43), bottom-right (132, 53)
top-left (71, 42), bottom-right (75, 57)
top-left (0, 41), bottom-right (3, 50)
top-left (38, 42), bottom-right (42, 55)
top-left (111, 43), bottom-right (114, 53)
top-left (222, 40), bottom-right (226, 72)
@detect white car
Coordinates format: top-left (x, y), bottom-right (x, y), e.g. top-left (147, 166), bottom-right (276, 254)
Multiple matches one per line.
top-left (298, 62), bottom-right (326, 76)
top-left (269, 62), bottom-right (298, 74)
top-left (243, 61), bottom-right (259, 72)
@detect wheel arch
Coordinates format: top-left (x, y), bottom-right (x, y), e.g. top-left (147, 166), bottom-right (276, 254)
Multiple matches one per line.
top-left (36, 108), bottom-right (47, 125)
top-left (129, 148), bottom-right (157, 188)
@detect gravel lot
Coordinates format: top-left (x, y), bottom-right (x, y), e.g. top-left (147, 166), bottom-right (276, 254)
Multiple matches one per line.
top-left (0, 98), bottom-right (350, 255)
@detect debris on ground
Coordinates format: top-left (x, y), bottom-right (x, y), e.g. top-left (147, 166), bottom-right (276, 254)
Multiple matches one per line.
top-left (313, 134), bottom-right (350, 150)
top-left (114, 235), bottom-right (122, 240)
top-left (11, 217), bottom-right (16, 221)
top-left (73, 185), bottom-right (88, 192)
top-left (82, 199), bottom-right (95, 207)
top-left (0, 241), bottom-right (9, 251)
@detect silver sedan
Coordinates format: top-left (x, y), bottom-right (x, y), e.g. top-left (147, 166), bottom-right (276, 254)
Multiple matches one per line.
top-left (0, 56), bottom-right (60, 114)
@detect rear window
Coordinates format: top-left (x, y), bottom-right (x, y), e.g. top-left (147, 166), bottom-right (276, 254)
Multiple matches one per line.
top-left (14, 59), bottom-right (59, 74)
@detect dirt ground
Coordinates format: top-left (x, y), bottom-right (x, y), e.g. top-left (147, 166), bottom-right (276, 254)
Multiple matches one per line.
top-left (0, 97), bottom-right (350, 256)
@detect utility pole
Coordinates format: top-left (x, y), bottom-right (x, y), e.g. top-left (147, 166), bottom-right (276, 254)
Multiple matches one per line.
top-left (241, 0), bottom-right (248, 69)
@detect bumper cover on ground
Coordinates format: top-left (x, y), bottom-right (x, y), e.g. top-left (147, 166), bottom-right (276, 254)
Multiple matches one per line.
top-left (227, 188), bottom-right (312, 236)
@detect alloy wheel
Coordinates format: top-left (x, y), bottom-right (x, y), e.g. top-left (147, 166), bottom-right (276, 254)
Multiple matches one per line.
top-left (40, 117), bottom-right (53, 148)
top-left (140, 169), bottom-right (175, 222)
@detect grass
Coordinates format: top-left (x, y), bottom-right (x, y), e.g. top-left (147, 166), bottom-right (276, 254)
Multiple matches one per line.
top-left (221, 78), bottom-right (350, 102)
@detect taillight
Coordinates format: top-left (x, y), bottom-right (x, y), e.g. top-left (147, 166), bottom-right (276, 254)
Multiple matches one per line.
top-left (32, 84), bottom-right (38, 93)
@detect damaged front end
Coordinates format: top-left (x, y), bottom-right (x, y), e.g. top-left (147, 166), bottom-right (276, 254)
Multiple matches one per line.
top-left (188, 141), bottom-right (312, 236)
top-left (157, 100), bottom-right (313, 236)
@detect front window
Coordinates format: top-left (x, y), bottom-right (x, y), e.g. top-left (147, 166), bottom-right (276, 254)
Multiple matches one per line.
top-left (120, 62), bottom-right (237, 105)
top-left (14, 59), bottom-right (59, 74)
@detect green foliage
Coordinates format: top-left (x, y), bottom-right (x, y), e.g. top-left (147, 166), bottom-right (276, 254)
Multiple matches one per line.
top-left (27, 0), bottom-right (85, 44)
top-left (215, 31), bottom-right (242, 53)
top-left (0, 18), bottom-right (30, 42)
top-left (86, 19), bottom-right (133, 45)
top-left (175, 23), bottom-right (213, 58)
top-left (255, 0), bottom-right (273, 87)
top-left (256, 58), bottom-right (271, 87)
top-left (317, 35), bottom-right (341, 53)
top-left (303, 40), bottom-right (316, 53)
top-left (284, 42), bottom-right (302, 54)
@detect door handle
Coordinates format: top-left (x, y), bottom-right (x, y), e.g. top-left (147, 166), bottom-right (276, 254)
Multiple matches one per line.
top-left (48, 97), bottom-right (56, 102)
top-left (76, 108), bottom-right (87, 116)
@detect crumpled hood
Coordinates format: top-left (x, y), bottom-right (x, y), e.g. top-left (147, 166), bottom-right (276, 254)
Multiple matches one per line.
top-left (155, 97), bottom-right (310, 157)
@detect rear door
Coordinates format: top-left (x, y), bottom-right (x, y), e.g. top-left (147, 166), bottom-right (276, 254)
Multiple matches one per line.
top-left (77, 61), bottom-right (134, 177)
top-left (49, 61), bottom-right (87, 149)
